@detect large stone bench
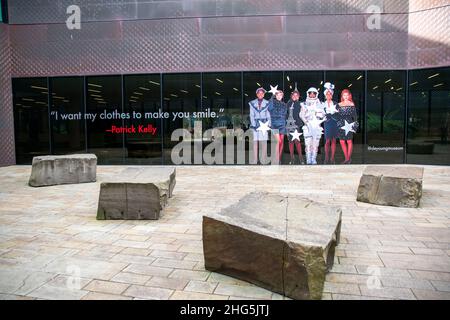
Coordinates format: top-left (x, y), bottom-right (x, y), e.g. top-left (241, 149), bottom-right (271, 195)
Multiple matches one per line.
top-left (357, 166), bottom-right (424, 208)
top-left (203, 192), bottom-right (342, 300)
top-left (96, 167), bottom-right (176, 220)
top-left (29, 154), bottom-right (97, 187)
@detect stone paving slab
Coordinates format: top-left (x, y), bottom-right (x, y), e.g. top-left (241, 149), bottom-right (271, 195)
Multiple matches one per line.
top-left (0, 165), bottom-right (450, 300)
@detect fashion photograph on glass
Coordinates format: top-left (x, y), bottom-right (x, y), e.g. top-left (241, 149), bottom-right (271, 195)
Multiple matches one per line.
top-left (322, 83), bottom-right (339, 165)
top-left (300, 87), bottom-right (325, 165)
top-left (249, 87), bottom-right (270, 165)
top-left (337, 89), bottom-right (359, 165)
top-left (268, 89), bottom-right (288, 163)
top-left (286, 85), bottom-right (305, 165)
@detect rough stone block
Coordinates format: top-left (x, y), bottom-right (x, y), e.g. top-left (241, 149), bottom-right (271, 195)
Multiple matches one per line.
top-left (357, 166), bottom-right (423, 208)
top-left (28, 154), bottom-right (97, 187)
top-left (97, 167), bottom-right (176, 220)
top-left (203, 192), bottom-right (342, 300)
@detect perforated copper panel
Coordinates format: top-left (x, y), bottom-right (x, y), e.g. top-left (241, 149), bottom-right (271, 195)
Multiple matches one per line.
top-left (6, 0), bottom-right (410, 24)
top-left (409, 0), bottom-right (449, 11)
top-left (408, 5), bottom-right (450, 69)
top-left (6, 0), bottom-right (449, 77)
top-left (8, 13), bottom-right (410, 77)
top-left (0, 24), bottom-right (15, 166)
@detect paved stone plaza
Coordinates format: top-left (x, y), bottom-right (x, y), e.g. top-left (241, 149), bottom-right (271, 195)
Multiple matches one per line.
top-left (0, 165), bottom-right (449, 300)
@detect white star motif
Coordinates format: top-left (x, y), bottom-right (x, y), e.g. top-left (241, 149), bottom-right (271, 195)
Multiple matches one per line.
top-left (268, 85), bottom-right (279, 96)
top-left (326, 104), bottom-right (338, 115)
top-left (256, 121), bottom-right (271, 133)
top-left (341, 120), bottom-right (356, 136)
top-left (289, 129), bottom-right (302, 141)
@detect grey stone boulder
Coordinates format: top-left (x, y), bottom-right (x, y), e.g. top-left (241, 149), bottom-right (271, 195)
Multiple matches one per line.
top-left (203, 192), bottom-right (342, 300)
top-left (97, 167), bottom-right (176, 220)
top-left (357, 166), bottom-right (424, 208)
top-left (28, 154), bottom-right (97, 187)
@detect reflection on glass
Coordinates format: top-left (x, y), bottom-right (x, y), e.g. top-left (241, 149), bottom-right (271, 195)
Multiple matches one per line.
top-left (407, 68), bottom-right (450, 165)
top-left (50, 77), bottom-right (85, 155)
top-left (86, 76), bottom-right (124, 164)
top-left (162, 73), bottom-right (201, 164)
top-left (284, 71), bottom-right (324, 102)
top-left (202, 72), bottom-right (243, 164)
top-left (366, 71), bottom-right (406, 164)
top-left (124, 74), bottom-right (162, 164)
top-left (13, 78), bottom-right (50, 164)
top-left (202, 72), bottom-right (243, 131)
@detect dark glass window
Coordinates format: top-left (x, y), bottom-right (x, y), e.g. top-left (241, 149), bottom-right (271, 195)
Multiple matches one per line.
top-left (162, 73), bottom-right (201, 164)
top-left (86, 76), bottom-right (124, 164)
top-left (124, 74), bottom-right (162, 164)
top-left (284, 71), bottom-right (323, 101)
top-left (50, 77), bottom-right (85, 155)
top-left (202, 72), bottom-right (243, 131)
top-left (325, 71), bottom-right (365, 164)
top-left (407, 68), bottom-right (450, 165)
top-left (202, 72), bottom-right (243, 164)
top-left (14, 69), bottom-right (450, 166)
top-left (366, 71), bottom-right (406, 164)
top-left (13, 78), bottom-right (50, 164)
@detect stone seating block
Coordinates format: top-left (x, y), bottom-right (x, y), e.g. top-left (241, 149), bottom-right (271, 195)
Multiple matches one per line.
top-left (29, 154), bottom-right (97, 187)
top-left (203, 192), bottom-right (342, 300)
top-left (357, 166), bottom-right (423, 208)
top-left (97, 167), bottom-right (176, 220)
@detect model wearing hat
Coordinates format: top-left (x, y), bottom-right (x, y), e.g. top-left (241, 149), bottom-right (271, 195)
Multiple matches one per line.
top-left (322, 82), bottom-right (340, 165)
top-left (300, 87), bottom-right (325, 165)
top-left (249, 88), bottom-right (271, 164)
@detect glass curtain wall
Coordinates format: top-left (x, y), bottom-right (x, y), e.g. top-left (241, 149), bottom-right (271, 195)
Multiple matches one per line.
top-left (12, 68), bottom-right (450, 166)
top-left (202, 72), bottom-right (243, 164)
top-left (407, 68), bottom-right (450, 165)
top-left (13, 78), bottom-right (50, 164)
top-left (124, 74), bottom-right (163, 165)
top-left (162, 73), bottom-right (201, 164)
top-left (366, 71), bottom-right (406, 164)
top-left (85, 76), bottom-right (124, 164)
top-left (50, 77), bottom-right (85, 155)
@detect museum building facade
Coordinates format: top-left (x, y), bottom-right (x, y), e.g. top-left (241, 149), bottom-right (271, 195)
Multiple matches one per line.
top-left (0, 0), bottom-right (449, 166)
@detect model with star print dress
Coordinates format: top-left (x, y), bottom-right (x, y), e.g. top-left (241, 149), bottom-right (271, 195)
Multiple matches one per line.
top-left (337, 89), bottom-right (358, 164)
